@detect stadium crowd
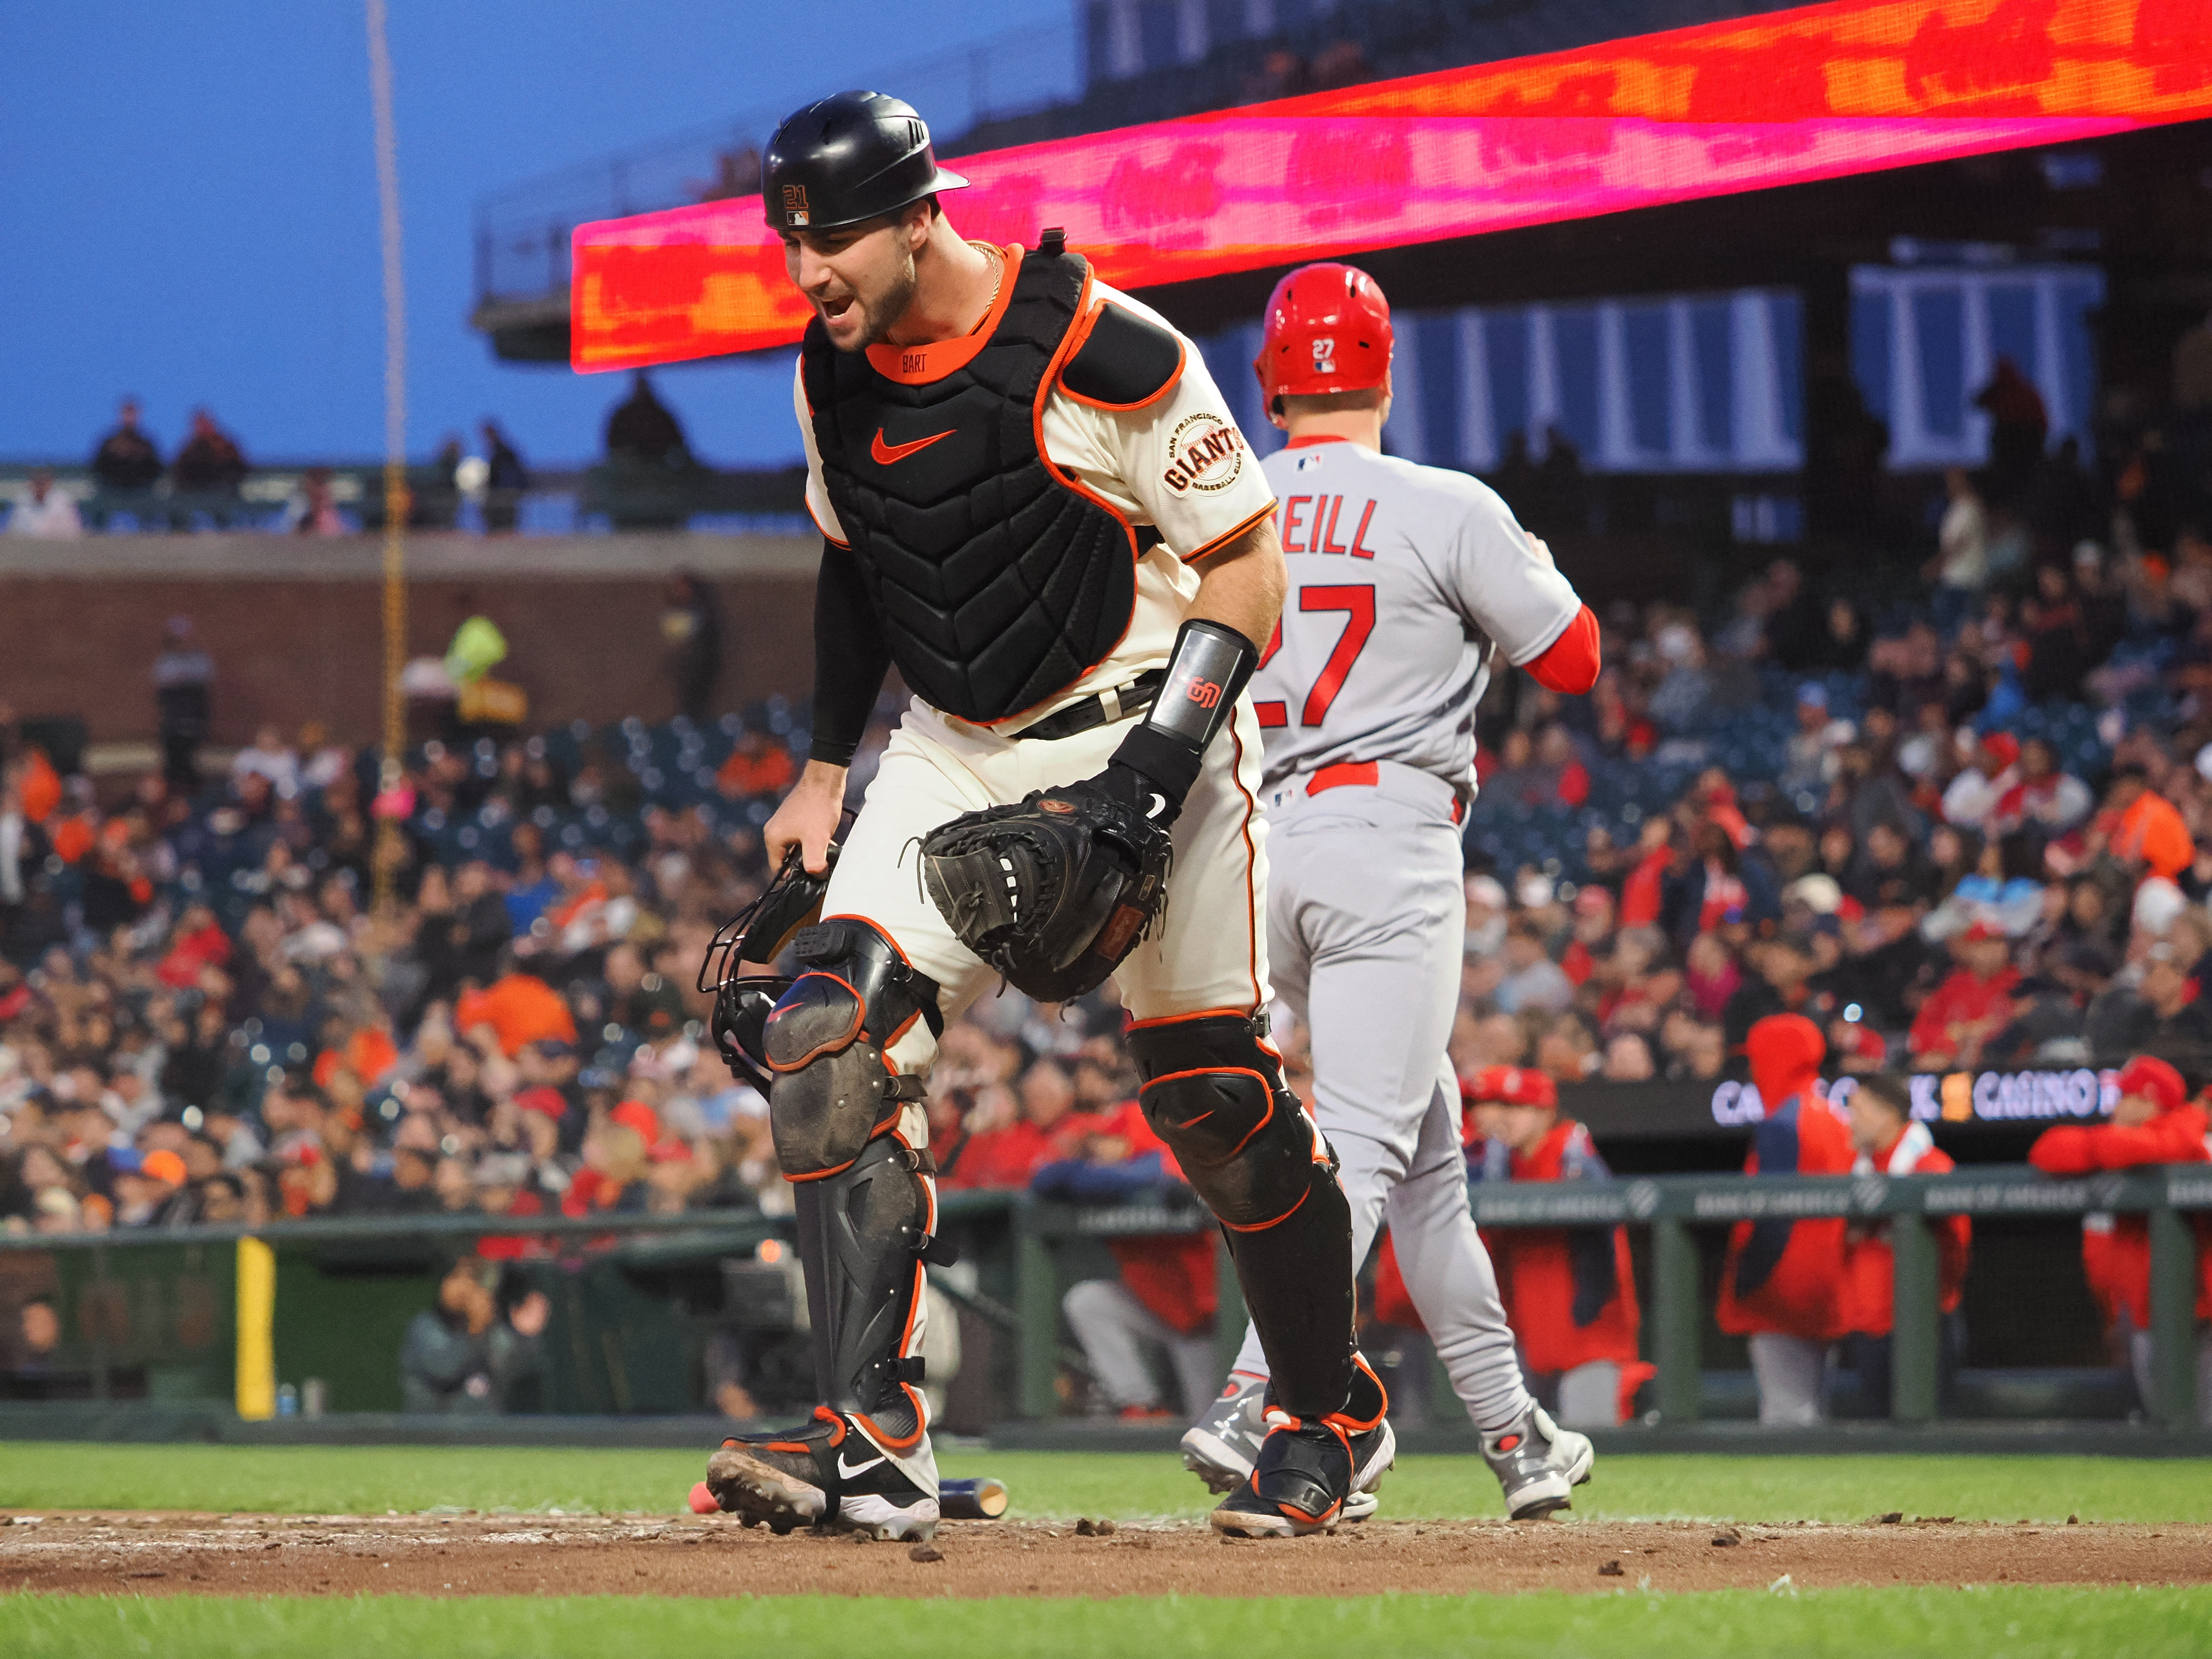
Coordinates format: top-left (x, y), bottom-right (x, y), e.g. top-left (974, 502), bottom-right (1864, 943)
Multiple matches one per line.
top-left (5, 406), bottom-right (2212, 1419)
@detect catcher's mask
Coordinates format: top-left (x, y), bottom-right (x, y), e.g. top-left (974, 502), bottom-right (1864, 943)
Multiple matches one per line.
top-left (700, 838), bottom-right (841, 1090)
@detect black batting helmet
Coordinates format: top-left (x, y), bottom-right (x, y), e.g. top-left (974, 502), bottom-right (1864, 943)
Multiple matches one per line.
top-left (761, 91), bottom-right (969, 234)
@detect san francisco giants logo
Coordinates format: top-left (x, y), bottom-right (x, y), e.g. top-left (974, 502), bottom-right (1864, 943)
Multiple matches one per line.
top-left (1186, 678), bottom-right (1223, 709)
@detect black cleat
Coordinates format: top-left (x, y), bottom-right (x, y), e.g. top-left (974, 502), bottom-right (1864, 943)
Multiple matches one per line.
top-left (704, 1408), bottom-right (940, 1540)
top-left (1186, 1357), bottom-right (1394, 1521)
top-left (1210, 1412), bottom-right (1353, 1537)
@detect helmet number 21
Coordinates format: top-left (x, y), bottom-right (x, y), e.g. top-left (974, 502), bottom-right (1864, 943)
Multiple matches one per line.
top-left (1252, 584), bottom-right (1375, 729)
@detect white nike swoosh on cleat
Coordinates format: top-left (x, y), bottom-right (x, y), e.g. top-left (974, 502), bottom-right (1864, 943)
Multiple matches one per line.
top-left (1146, 793), bottom-right (1167, 820)
top-left (837, 1452), bottom-right (888, 1480)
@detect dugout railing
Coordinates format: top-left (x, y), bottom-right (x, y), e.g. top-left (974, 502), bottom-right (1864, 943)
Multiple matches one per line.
top-left (1, 1167), bottom-right (2205, 1432)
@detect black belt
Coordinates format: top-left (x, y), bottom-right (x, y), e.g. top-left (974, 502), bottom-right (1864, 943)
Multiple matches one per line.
top-left (1016, 670), bottom-right (1164, 742)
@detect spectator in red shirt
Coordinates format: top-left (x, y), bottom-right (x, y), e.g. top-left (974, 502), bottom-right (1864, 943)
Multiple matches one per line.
top-left (1836, 1074), bottom-right (1970, 1415)
top-left (2030, 1055), bottom-right (2212, 1424)
top-left (943, 1061), bottom-right (1094, 1190)
top-left (1908, 923), bottom-right (2021, 1068)
top-left (1039, 1094), bottom-right (1217, 1420)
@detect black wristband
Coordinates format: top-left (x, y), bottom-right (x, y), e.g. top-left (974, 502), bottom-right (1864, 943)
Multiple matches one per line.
top-left (1111, 723), bottom-right (1202, 803)
top-left (1110, 618), bottom-right (1258, 805)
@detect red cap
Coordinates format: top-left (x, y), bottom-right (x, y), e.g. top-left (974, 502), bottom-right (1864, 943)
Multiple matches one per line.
top-left (2115, 1054), bottom-right (2186, 1115)
top-left (1254, 262), bottom-right (1393, 413)
top-left (1958, 920), bottom-right (2007, 944)
top-left (610, 1099), bottom-right (661, 1144)
top-left (1462, 1065), bottom-right (1557, 1109)
top-left (1982, 732), bottom-right (2021, 769)
top-left (514, 1085), bottom-right (568, 1120)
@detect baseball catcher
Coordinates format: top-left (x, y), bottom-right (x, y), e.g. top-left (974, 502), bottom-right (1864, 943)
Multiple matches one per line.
top-left (698, 91), bottom-right (1377, 1541)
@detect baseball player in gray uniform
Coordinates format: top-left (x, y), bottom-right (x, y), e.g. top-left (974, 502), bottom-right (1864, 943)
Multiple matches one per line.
top-left (1179, 263), bottom-right (1607, 1521)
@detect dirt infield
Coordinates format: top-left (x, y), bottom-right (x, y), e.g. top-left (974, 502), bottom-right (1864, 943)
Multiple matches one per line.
top-left (5, 1511), bottom-right (2209, 1599)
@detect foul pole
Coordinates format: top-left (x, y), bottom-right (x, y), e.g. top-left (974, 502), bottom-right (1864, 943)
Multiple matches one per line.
top-left (365, 0), bottom-right (408, 913)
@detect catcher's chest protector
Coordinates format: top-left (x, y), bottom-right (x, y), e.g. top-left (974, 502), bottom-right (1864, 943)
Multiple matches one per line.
top-left (800, 245), bottom-right (1139, 725)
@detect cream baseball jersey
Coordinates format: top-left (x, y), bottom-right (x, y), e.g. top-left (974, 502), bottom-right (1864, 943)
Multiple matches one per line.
top-left (1250, 438), bottom-right (1581, 796)
top-left (796, 275), bottom-right (1278, 731)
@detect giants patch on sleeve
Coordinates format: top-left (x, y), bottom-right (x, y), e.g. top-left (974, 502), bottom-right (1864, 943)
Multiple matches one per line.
top-left (1161, 413), bottom-right (1246, 496)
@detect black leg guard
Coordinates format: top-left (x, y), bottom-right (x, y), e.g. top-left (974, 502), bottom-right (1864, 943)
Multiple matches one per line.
top-left (794, 1135), bottom-right (933, 1447)
top-left (765, 918), bottom-right (945, 1453)
top-left (1128, 1012), bottom-right (1356, 1419)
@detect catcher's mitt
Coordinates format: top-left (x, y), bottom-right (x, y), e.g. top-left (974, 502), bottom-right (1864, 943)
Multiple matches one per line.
top-left (919, 779), bottom-right (1172, 1001)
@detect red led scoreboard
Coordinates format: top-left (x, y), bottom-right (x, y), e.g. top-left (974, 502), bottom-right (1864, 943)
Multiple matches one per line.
top-left (571, 0), bottom-right (2212, 372)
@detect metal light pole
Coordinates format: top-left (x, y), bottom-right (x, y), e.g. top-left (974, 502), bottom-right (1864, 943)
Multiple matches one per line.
top-left (366, 0), bottom-right (408, 914)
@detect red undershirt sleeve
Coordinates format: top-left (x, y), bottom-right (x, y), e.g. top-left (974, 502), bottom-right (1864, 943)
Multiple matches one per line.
top-left (1523, 603), bottom-right (1601, 694)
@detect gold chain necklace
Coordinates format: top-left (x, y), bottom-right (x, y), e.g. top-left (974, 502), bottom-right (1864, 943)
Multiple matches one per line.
top-left (969, 241), bottom-right (1004, 325)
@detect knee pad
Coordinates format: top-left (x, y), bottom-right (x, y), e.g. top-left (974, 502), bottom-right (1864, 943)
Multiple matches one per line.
top-left (766, 919), bottom-right (941, 1179)
top-left (1127, 1012), bottom-right (1332, 1230)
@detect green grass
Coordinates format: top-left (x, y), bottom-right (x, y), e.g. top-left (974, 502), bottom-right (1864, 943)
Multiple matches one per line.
top-left (4, 1444), bottom-right (2210, 1525)
top-left (4, 1589), bottom-right (2209, 1658)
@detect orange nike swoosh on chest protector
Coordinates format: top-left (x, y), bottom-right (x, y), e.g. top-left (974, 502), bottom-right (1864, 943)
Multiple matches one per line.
top-left (870, 428), bottom-right (956, 465)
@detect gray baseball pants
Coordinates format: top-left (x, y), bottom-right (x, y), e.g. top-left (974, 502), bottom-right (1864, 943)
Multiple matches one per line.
top-left (1064, 1278), bottom-right (1220, 1416)
top-left (1228, 764), bottom-right (1533, 1434)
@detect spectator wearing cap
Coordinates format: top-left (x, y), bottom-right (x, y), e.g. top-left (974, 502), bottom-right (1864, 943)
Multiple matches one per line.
top-left (454, 969), bottom-right (577, 1058)
top-left (1717, 1014), bottom-right (1854, 1426)
top-left (2030, 1056), bottom-right (2212, 1424)
top-left (1463, 873), bottom-right (1509, 960)
top-left (1941, 732), bottom-right (2020, 835)
top-left (1909, 923), bottom-right (2022, 1068)
top-left (1836, 1074), bottom-right (1971, 1415)
top-left (109, 1147), bottom-right (191, 1227)
top-left (1778, 683), bottom-right (1847, 800)
top-left (1456, 1065), bottom-right (1654, 1426)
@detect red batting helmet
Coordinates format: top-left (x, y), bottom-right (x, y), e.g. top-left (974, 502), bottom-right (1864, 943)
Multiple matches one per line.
top-left (1253, 262), bottom-right (1393, 416)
